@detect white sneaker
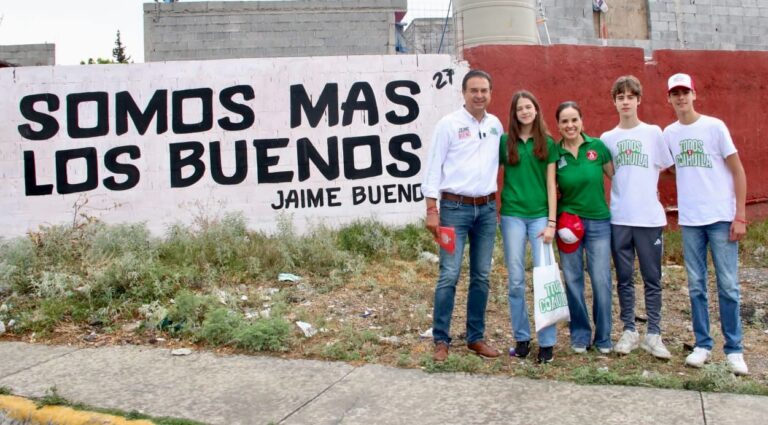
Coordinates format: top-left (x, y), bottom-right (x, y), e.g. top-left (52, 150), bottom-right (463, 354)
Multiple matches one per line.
top-left (726, 353), bottom-right (749, 376)
top-left (685, 347), bottom-right (711, 368)
top-left (598, 346), bottom-right (612, 354)
top-left (640, 334), bottom-right (672, 359)
top-left (571, 346), bottom-right (587, 354)
top-left (615, 330), bottom-right (639, 355)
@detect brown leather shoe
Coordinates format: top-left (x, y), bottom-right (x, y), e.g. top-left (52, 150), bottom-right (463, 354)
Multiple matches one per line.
top-left (467, 341), bottom-right (500, 358)
top-left (433, 342), bottom-right (449, 362)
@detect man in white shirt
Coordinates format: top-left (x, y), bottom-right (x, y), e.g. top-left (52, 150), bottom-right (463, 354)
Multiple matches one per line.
top-left (663, 73), bottom-right (749, 375)
top-left (422, 70), bottom-right (503, 361)
top-left (601, 75), bottom-right (674, 359)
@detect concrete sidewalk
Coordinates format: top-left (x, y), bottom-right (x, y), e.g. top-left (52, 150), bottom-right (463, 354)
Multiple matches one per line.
top-left (0, 342), bottom-right (766, 425)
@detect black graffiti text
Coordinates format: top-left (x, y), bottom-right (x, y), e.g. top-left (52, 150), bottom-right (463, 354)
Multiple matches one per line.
top-left (169, 133), bottom-right (421, 188)
top-left (351, 183), bottom-right (423, 205)
top-left (271, 187), bottom-right (342, 210)
top-left (24, 145), bottom-right (141, 196)
top-left (290, 80), bottom-right (420, 128)
top-left (17, 86), bottom-right (256, 140)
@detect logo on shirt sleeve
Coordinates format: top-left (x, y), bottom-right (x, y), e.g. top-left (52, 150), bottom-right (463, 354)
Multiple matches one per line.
top-left (458, 127), bottom-right (471, 139)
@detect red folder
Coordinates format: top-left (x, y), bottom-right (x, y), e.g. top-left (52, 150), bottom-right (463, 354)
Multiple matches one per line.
top-left (435, 226), bottom-right (456, 254)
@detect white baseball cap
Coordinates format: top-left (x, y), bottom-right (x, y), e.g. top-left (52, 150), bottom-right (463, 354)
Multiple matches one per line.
top-left (667, 73), bottom-right (695, 92)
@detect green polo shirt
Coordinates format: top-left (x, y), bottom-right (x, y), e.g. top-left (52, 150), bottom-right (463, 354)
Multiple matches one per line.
top-left (499, 134), bottom-right (559, 218)
top-left (555, 133), bottom-right (611, 220)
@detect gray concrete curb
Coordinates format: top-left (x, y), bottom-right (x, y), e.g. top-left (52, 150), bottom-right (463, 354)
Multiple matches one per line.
top-left (1, 342), bottom-right (766, 425)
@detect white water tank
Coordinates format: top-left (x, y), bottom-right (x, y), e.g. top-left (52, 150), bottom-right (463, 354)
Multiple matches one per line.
top-left (454, 0), bottom-right (538, 49)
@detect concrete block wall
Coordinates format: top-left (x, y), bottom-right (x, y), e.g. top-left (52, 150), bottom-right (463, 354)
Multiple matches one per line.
top-left (144, 0), bottom-right (407, 61)
top-left (0, 44), bottom-right (55, 66)
top-left (647, 0), bottom-right (768, 51)
top-left (403, 18), bottom-right (455, 54)
top-left (537, 0), bottom-right (768, 53)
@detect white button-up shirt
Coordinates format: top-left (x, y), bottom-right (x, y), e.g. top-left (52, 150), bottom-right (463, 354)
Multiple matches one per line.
top-left (421, 107), bottom-right (502, 199)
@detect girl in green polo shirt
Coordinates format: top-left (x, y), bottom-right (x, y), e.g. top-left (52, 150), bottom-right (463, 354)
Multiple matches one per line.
top-left (500, 90), bottom-right (559, 363)
top-left (554, 101), bottom-right (615, 354)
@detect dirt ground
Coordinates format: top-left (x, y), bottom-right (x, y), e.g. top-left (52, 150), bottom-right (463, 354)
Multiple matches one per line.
top-left (6, 258), bottom-right (768, 388)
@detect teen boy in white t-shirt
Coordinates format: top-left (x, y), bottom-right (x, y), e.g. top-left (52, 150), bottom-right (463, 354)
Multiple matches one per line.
top-left (662, 73), bottom-right (749, 375)
top-left (601, 75), bottom-right (674, 359)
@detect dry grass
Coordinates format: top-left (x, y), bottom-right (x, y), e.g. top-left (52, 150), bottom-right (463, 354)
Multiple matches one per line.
top-left (9, 254), bottom-right (767, 393)
top-left (2, 219), bottom-right (768, 394)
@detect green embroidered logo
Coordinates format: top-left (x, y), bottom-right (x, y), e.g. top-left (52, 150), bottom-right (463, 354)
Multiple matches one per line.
top-left (675, 139), bottom-right (712, 168)
top-left (614, 139), bottom-right (648, 169)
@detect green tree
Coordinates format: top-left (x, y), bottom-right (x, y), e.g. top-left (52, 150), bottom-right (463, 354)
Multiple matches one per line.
top-left (80, 57), bottom-right (115, 65)
top-left (112, 30), bottom-right (131, 64)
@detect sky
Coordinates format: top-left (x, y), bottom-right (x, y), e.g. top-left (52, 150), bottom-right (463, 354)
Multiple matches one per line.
top-left (0, 0), bottom-right (451, 66)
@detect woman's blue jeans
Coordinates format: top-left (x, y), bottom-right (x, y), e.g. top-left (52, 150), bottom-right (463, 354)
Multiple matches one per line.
top-left (559, 218), bottom-right (613, 350)
top-left (500, 215), bottom-right (557, 348)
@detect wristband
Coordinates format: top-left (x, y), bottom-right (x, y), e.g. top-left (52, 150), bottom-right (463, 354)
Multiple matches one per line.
top-left (734, 217), bottom-right (748, 225)
top-left (548, 219), bottom-right (556, 223)
top-left (427, 206), bottom-right (439, 215)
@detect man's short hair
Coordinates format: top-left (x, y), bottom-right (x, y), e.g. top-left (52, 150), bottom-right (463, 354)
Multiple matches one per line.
top-left (462, 69), bottom-right (492, 91)
top-left (611, 75), bottom-right (642, 99)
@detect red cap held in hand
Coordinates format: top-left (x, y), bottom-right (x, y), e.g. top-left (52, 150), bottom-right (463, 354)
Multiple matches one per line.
top-left (556, 212), bottom-right (584, 254)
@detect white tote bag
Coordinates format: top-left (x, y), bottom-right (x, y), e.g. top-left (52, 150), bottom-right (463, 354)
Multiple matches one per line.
top-left (533, 242), bottom-right (570, 332)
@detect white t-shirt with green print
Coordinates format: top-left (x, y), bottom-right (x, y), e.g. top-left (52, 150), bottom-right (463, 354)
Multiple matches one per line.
top-left (602, 122), bottom-right (674, 227)
top-left (663, 115), bottom-right (737, 226)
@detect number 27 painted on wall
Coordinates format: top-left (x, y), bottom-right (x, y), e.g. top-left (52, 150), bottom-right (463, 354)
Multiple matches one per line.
top-left (433, 69), bottom-right (454, 89)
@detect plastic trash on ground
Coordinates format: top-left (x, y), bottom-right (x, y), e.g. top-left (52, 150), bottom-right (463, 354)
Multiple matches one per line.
top-left (296, 321), bottom-right (317, 337)
top-left (378, 336), bottom-right (400, 346)
top-left (278, 273), bottom-right (302, 282)
top-left (418, 252), bottom-right (439, 264)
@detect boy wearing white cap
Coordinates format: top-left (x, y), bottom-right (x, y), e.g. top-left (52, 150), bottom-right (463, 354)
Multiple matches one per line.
top-left (662, 73), bottom-right (749, 375)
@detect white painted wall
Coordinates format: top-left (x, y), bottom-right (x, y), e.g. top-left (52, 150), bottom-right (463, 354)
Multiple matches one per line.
top-left (0, 55), bottom-right (468, 237)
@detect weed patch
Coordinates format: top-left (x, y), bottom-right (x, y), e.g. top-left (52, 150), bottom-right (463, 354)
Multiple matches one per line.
top-left (320, 328), bottom-right (381, 361)
top-left (0, 237), bottom-right (36, 293)
top-left (233, 317), bottom-right (292, 351)
top-left (337, 219), bottom-right (393, 259)
top-left (421, 353), bottom-right (486, 374)
top-left (199, 308), bottom-right (243, 345)
top-left (683, 363), bottom-right (768, 395)
top-left (36, 386), bottom-right (68, 407)
top-left (3, 216), bottom-right (768, 397)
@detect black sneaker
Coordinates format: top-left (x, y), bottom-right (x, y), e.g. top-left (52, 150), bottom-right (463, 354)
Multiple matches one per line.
top-left (511, 341), bottom-right (530, 358)
top-left (537, 346), bottom-right (554, 363)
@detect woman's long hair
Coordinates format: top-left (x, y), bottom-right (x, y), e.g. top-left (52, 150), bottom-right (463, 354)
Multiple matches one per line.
top-left (506, 90), bottom-right (550, 165)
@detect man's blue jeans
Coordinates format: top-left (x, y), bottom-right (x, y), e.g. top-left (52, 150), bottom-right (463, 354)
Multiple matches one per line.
top-left (682, 221), bottom-right (743, 354)
top-left (559, 218), bottom-right (613, 350)
top-left (500, 215), bottom-right (557, 348)
top-left (433, 199), bottom-right (497, 345)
